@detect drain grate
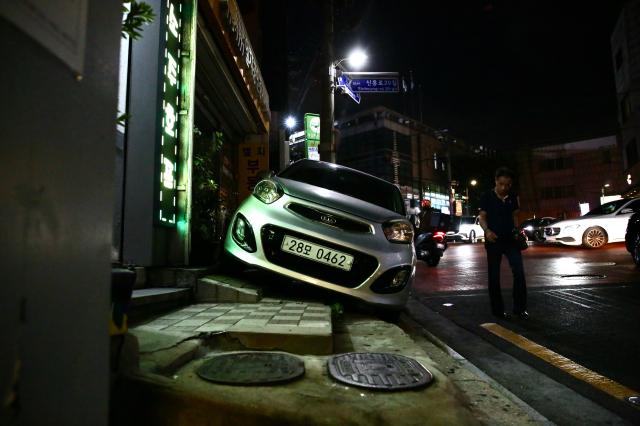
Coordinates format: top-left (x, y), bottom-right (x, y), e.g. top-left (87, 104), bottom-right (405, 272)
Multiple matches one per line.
top-left (559, 274), bottom-right (606, 279)
top-left (197, 351), bottom-right (305, 385)
top-left (327, 352), bottom-right (433, 391)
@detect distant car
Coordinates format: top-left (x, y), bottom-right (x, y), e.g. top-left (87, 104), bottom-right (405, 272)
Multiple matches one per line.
top-left (625, 212), bottom-right (640, 265)
top-left (456, 216), bottom-right (485, 243)
top-left (519, 217), bottom-right (556, 242)
top-left (544, 198), bottom-right (640, 248)
top-left (224, 159), bottom-right (416, 309)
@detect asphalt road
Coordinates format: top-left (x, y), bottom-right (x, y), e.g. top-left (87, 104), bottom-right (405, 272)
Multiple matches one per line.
top-left (409, 241), bottom-right (640, 424)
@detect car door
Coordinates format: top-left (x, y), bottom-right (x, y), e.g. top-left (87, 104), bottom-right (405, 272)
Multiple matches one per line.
top-left (611, 199), bottom-right (640, 241)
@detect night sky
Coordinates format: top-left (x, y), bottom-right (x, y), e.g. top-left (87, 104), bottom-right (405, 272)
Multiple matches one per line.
top-left (285, 0), bottom-right (628, 150)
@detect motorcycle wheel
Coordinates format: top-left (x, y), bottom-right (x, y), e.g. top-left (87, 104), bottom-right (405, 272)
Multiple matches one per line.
top-left (426, 256), bottom-right (441, 267)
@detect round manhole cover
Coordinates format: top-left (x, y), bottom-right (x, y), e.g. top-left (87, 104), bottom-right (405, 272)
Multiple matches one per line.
top-left (197, 351), bottom-right (305, 385)
top-left (327, 352), bottom-right (433, 391)
top-left (559, 274), bottom-right (606, 279)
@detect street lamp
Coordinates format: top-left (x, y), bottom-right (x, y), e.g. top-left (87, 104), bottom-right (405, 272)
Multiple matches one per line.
top-left (466, 179), bottom-right (477, 216)
top-left (284, 115), bottom-right (297, 132)
top-left (320, 48), bottom-right (368, 163)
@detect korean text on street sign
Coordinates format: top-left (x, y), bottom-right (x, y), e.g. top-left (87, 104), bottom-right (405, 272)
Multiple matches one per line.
top-left (349, 77), bottom-right (399, 93)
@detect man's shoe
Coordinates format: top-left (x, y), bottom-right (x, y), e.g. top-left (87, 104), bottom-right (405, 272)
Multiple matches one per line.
top-left (492, 311), bottom-right (511, 319)
top-left (514, 310), bottom-right (529, 319)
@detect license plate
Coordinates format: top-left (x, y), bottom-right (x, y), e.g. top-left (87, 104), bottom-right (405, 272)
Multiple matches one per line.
top-left (281, 235), bottom-right (354, 271)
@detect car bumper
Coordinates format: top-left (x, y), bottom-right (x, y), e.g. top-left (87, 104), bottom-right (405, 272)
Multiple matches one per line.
top-left (544, 235), bottom-right (579, 245)
top-left (224, 194), bottom-right (416, 308)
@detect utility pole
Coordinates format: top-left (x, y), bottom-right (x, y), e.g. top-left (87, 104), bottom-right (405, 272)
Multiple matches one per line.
top-left (320, 0), bottom-right (335, 163)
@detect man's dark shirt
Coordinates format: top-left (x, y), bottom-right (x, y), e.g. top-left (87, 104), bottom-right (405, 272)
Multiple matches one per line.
top-left (479, 190), bottom-right (519, 240)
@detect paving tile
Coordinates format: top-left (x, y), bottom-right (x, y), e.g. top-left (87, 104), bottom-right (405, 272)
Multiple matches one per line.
top-left (268, 319), bottom-right (300, 325)
top-left (245, 314), bottom-right (274, 320)
top-left (161, 313), bottom-right (193, 320)
top-left (301, 315), bottom-right (328, 321)
top-left (271, 315), bottom-right (301, 320)
top-left (298, 321), bottom-right (331, 328)
top-left (173, 318), bottom-right (211, 327)
top-left (233, 318), bottom-right (270, 327)
top-left (193, 312), bottom-right (225, 318)
top-left (195, 323), bottom-right (229, 332)
top-left (211, 318), bottom-right (242, 324)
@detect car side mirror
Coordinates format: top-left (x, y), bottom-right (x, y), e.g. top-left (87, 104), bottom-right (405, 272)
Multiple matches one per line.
top-left (619, 208), bottom-right (635, 214)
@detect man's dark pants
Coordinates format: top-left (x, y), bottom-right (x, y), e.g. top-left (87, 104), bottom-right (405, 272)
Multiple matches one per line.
top-left (485, 241), bottom-right (527, 314)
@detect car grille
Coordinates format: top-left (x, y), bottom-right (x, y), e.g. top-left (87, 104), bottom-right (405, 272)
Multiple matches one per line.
top-left (286, 203), bottom-right (372, 233)
top-left (545, 227), bottom-right (560, 236)
top-left (260, 225), bottom-right (379, 288)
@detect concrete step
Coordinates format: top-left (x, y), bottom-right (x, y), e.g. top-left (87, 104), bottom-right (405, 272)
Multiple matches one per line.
top-left (196, 274), bottom-right (263, 303)
top-left (129, 288), bottom-right (192, 324)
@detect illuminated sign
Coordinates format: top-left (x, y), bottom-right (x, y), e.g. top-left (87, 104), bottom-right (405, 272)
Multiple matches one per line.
top-left (304, 113), bottom-right (320, 161)
top-left (158, 0), bottom-right (182, 225)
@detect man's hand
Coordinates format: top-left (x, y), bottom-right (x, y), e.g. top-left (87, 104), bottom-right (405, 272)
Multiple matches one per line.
top-left (485, 229), bottom-right (498, 242)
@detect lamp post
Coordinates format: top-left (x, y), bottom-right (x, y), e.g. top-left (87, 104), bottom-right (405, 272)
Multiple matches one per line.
top-left (320, 48), bottom-right (367, 163)
top-left (278, 115), bottom-right (297, 170)
top-left (466, 179), bottom-right (477, 216)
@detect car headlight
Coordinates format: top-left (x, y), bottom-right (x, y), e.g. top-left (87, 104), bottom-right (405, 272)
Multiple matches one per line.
top-left (253, 180), bottom-right (283, 204)
top-left (383, 219), bottom-right (414, 244)
top-left (524, 226), bottom-right (534, 231)
top-left (563, 224), bottom-right (581, 232)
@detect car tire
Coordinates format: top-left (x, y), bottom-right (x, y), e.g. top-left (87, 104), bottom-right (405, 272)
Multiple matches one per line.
top-left (533, 230), bottom-right (544, 242)
top-left (633, 236), bottom-right (640, 267)
top-left (582, 227), bottom-right (608, 248)
top-left (426, 256), bottom-right (441, 267)
top-left (468, 230), bottom-right (476, 244)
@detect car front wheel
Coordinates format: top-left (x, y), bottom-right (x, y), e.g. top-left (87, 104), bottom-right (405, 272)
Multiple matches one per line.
top-left (633, 236), bottom-right (640, 266)
top-left (469, 230), bottom-right (476, 244)
top-left (582, 227), bottom-right (608, 248)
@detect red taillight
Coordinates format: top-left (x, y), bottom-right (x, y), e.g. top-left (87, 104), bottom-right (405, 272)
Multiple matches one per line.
top-left (434, 231), bottom-right (445, 242)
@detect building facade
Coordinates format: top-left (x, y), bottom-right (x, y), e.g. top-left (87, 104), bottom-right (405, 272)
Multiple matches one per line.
top-left (336, 106), bottom-right (494, 215)
top-left (612, 0), bottom-right (640, 197)
top-left (114, 0), bottom-right (270, 267)
top-left (517, 136), bottom-right (624, 219)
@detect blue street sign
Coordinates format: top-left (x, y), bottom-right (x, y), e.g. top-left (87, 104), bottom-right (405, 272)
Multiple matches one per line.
top-left (337, 74), bottom-right (361, 104)
top-left (349, 78), bottom-right (399, 92)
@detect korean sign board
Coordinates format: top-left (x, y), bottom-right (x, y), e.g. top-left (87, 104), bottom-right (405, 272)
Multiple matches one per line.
top-left (342, 72), bottom-right (400, 93)
top-left (304, 113), bottom-right (320, 160)
top-left (157, 0), bottom-right (183, 226)
top-left (238, 142), bottom-right (269, 201)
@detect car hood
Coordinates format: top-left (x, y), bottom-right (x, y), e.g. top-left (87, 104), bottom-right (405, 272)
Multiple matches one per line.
top-left (549, 216), bottom-right (608, 228)
top-left (275, 177), bottom-right (404, 223)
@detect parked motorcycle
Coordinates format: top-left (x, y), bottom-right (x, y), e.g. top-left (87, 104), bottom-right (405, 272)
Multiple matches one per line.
top-left (415, 231), bottom-right (447, 267)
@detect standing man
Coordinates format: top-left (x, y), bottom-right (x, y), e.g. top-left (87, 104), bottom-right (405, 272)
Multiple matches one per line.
top-left (478, 167), bottom-right (528, 319)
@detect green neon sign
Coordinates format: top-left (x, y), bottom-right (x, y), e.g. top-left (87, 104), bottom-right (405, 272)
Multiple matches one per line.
top-left (158, 0), bottom-right (182, 225)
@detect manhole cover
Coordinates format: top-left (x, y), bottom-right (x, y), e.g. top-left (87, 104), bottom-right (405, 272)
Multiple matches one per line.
top-left (559, 274), bottom-right (606, 279)
top-left (197, 351), bottom-right (305, 385)
top-left (327, 352), bottom-right (433, 391)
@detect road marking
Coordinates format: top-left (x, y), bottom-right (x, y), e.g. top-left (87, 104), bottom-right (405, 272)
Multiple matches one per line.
top-left (546, 290), bottom-right (612, 311)
top-left (544, 291), bottom-right (606, 311)
top-left (480, 322), bottom-right (639, 402)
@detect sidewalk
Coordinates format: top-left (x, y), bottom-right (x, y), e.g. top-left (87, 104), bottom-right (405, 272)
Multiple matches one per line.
top-left (110, 276), bottom-right (549, 425)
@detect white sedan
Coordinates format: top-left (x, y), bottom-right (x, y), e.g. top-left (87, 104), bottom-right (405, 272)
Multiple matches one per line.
top-left (544, 198), bottom-right (640, 248)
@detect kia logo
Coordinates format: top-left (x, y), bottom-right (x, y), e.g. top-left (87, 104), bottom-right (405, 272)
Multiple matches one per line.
top-left (320, 214), bottom-right (337, 225)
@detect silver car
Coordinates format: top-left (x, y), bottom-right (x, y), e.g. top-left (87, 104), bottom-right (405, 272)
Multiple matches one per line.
top-left (224, 159), bottom-right (416, 309)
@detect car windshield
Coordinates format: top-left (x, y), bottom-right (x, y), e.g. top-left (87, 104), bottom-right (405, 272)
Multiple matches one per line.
top-left (460, 217), bottom-right (475, 225)
top-left (583, 199), bottom-right (629, 216)
top-left (278, 160), bottom-right (406, 215)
